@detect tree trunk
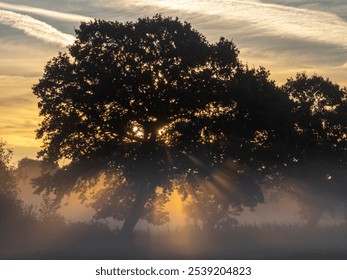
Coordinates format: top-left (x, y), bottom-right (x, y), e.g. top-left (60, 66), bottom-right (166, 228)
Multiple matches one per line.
top-left (120, 186), bottom-right (148, 237)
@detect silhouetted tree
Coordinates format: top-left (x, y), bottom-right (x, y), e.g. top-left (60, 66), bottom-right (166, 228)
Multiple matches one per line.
top-left (277, 73), bottom-right (347, 226)
top-left (184, 185), bottom-right (240, 232)
top-left (0, 141), bottom-right (22, 232)
top-left (17, 158), bottom-right (43, 181)
top-left (38, 191), bottom-right (65, 224)
top-left (0, 141), bottom-right (16, 197)
top-left (33, 15), bottom-right (296, 235)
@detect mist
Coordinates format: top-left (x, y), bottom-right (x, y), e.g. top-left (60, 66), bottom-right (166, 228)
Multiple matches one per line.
top-left (1, 158), bottom-right (347, 260)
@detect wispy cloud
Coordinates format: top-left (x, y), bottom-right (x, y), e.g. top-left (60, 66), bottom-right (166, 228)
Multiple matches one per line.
top-left (99, 0), bottom-right (347, 48)
top-left (0, 2), bottom-right (92, 22)
top-left (0, 10), bottom-right (75, 46)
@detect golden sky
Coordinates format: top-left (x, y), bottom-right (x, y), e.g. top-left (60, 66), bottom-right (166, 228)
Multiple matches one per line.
top-left (1, 0), bottom-right (347, 162)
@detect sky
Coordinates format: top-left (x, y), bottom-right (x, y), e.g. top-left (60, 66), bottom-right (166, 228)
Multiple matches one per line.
top-left (1, 0), bottom-right (347, 224)
top-left (1, 0), bottom-right (347, 163)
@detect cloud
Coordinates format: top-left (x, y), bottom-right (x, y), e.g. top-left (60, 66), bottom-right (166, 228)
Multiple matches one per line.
top-left (0, 96), bottom-right (30, 106)
top-left (0, 10), bottom-right (75, 46)
top-left (98, 0), bottom-right (347, 48)
top-left (0, 2), bottom-right (93, 22)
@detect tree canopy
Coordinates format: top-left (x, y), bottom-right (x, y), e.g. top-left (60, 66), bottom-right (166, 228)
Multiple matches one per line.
top-left (33, 15), bottom-right (276, 233)
top-left (278, 74), bottom-right (347, 226)
top-left (33, 15), bottom-right (347, 233)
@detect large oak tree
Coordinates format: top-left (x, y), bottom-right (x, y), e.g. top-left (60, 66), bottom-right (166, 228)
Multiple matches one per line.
top-left (33, 15), bottom-right (295, 234)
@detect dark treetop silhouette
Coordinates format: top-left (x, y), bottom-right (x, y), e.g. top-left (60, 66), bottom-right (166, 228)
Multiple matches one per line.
top-left (32, 15), bottom-right (347, 234)
top-left (278, 73), bottom-right (347, 226)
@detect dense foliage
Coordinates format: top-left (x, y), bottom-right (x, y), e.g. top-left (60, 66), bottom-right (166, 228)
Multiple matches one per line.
top-left (32, 15), bottom-right (347, 233)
